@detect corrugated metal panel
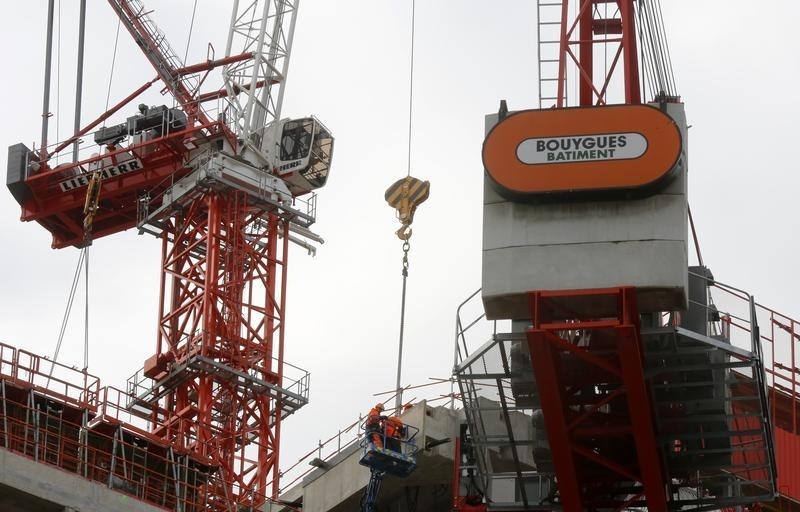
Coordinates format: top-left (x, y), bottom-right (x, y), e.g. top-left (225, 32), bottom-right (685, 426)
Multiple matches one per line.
top-left (776, 427), bottom-right (800, 500)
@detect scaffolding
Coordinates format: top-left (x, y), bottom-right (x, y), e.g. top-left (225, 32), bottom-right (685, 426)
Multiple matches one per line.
top-left (453, 273), bottom-right (796, 510)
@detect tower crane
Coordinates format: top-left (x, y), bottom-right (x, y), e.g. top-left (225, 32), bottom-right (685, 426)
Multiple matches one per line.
top-left (454, 1), bottom-right (779, 511)
top-left (6, 1), bottom-right (332, 508)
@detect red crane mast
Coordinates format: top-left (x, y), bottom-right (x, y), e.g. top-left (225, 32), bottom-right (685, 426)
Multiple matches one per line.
top-left (7, 1), bottom-right (333, 508)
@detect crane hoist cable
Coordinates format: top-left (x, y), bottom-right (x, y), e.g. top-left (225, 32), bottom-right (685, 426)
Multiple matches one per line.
top-left (48, 171), bottom-right (101, 380)
top-left (405, 0), bottom-right (416, 179)
top-left (384, 0), bottom-right (431, 415)
top-left (48, 248), bottom-right (86, 379)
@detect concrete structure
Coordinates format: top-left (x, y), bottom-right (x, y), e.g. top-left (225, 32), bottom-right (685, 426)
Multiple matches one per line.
top-left (482, 103), bottom-right (690, 320)
top-left (0, 449), bottom-right (162, 512)
top-left (273, 402), bottom-right (463, 512)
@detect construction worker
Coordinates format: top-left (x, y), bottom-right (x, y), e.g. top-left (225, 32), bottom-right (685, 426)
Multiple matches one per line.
top-left (384, 415), bottom-right (406, 453)
top-left (365, 403), bottom-right (387, 449)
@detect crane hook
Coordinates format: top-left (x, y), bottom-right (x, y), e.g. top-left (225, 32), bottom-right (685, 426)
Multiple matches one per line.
top-left (82, 171), bottom-right (103, 243)
top-left (385, 176), bottom-right (430, 241)
top-left (396, 225), bottom-right (412, 241)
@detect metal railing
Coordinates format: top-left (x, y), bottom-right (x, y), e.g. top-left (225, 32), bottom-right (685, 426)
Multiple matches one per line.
top-left (0, 342), bottom-right (99, 408)
top-left (0, 364), bottom-right (213, 510)
top-left (276, 380), bottom-right (460, 494)
top-left (452, 275), bottom-right (797, 508)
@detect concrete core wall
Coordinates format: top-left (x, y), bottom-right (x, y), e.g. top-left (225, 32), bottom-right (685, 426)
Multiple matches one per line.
top-left (482, 103), bottom-right (689, 320)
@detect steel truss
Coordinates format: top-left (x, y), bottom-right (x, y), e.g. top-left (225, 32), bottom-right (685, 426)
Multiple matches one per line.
top-left (526, 287), bottom-right (666, 511)
top-left (551, 0), bottom-right (641, 107)
top-left (223, 0), bottom-right (299, 165)
top-left (128, 183), bottom-right (304, 508)
top-left (454, 280), bottom-right (781, 511)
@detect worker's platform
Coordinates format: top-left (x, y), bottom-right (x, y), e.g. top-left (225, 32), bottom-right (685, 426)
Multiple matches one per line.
top-left (273, 403), bottom-right (461, 512)
top-left (359, 443), bottom-right (417, 477)
top-left (358, 415), bottom-right (420, 478)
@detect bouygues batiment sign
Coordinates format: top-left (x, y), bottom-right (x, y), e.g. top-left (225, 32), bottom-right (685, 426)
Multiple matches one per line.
top-left (482, 104), bottom-right (682, 200)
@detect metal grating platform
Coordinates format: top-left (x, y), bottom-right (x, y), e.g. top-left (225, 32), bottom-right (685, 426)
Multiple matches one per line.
top-left (454, 284), bottom-right (778, 511)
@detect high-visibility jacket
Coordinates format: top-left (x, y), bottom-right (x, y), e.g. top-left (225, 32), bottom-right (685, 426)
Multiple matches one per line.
top-left (385, 416), bottom-right (405, 439)
top-left (366, 408), bottom-right (384, 429)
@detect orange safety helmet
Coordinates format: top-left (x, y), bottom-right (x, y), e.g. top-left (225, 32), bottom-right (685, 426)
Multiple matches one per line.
top-left (375, 403), bottom-right (385, 412)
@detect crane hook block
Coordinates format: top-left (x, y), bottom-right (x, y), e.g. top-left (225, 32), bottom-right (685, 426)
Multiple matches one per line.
top-left (82, 172), bottom-right (103, 237)
top-left (385, 176), bottom-right (430, 241)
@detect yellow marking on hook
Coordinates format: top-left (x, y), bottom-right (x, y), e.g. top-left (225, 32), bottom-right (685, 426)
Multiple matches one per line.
top-left (385, 176), bottom-right (430, 241)
top-left (83, 172), bottom-right (103, 237)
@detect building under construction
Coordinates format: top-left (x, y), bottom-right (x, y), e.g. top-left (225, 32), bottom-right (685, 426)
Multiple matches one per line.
top-left (1, 1), bottom-right (799, 512)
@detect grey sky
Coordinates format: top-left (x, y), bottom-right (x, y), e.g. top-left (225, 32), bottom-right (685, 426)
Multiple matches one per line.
top-left (0, 0), bottom-right (797, 480)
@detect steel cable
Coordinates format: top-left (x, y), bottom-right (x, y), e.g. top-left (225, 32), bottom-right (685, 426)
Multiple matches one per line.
top-left (83, 246), bottom-right (90, 372)
top-left (635, 0), bottom-right (677, 99)
top-left (654, 0), bottom-right (677, 93)
top-left (405, 0), bottom-right (416, 177)
top-left (49, 248), bottom-right (86, 376)
top-left (55, 0), bottom-right (62, 162)
top-left (103, 18), bottom-right (122, 127)
top-left (183, 0), bottom-right (198, 66)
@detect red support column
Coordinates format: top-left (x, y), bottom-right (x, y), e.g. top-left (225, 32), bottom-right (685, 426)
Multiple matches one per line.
top-left (618, 0), bottom-right (641, 104)
top-left (578, 0), bottom-right (594, 106)
top-left (145, 191), bottom-right (289, 509)
top-left (556, 0), bottom-right (642, 106)
top-left (528, 327), bottom-right (585, 511)
top-left (556, 0), bottom-right (570, 107)
top-left (616, 324), bottom-right (668, 511)
top-left (527, 287), bottom-right (668, 510)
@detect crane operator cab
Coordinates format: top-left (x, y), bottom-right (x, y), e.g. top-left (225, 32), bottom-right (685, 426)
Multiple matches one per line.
top-left (274, 117), bottom-right (333, 197)
top-left (359, 413), bottom-right (418, 477)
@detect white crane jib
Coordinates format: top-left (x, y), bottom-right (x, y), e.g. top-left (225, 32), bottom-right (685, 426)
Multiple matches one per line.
top-left (220, 0), bottom-right (334, 197)
top-left (223, 0), bottom-right (297, 168)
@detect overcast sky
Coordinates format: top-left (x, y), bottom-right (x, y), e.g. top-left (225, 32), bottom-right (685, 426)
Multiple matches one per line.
top-left (0, 0), bottom-right (797, 485)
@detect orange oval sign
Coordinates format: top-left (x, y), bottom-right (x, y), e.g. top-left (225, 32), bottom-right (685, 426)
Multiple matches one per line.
top-left (482, 104), bottom-right (682, 199)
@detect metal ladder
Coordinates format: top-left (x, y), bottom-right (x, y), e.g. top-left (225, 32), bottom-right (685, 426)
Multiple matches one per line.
top-left (42, 401), bottom-right (63, 466)
top-left (127, 438), bottom-right (149, 498)
top-left (537, 0), bottom-right (566, 108)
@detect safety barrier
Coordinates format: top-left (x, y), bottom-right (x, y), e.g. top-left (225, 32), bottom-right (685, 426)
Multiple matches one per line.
top-left (453, 276), bottom-right (800, 508)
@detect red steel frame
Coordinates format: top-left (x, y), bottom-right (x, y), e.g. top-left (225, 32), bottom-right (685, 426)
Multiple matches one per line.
top-left (145, 190), bottom-right (289, 507)
top-left (526, 287), bottom-right (667, 511)
top-left (16, 2), bottom-right (299, 508)
top-left (557, 0), bottom-right (641, 107)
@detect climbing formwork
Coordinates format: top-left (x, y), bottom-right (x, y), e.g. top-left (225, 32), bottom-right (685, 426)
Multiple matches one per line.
top-left (454, 270), bottom-right (798, 510)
